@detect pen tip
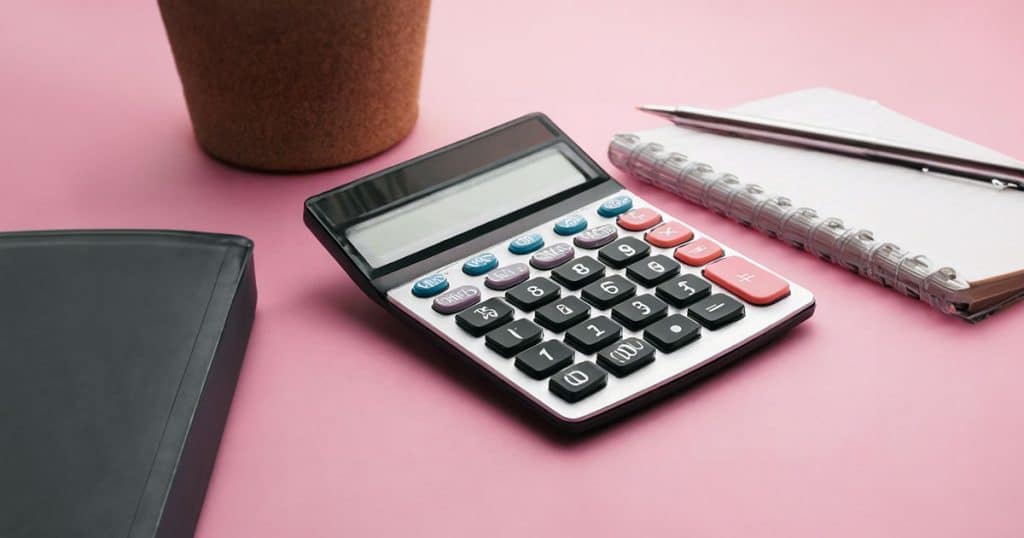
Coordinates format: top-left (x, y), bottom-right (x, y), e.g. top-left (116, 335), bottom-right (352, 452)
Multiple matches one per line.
top-left (638, 104), bottom-right (675, 113)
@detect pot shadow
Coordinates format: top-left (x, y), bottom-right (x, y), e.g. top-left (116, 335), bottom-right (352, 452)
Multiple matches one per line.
top-left (307, 280), bottom-right (819, 448)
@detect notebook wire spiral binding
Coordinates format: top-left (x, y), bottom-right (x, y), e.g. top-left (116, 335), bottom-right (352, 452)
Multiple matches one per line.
top-left (608, 133), bottom-right (978, 320)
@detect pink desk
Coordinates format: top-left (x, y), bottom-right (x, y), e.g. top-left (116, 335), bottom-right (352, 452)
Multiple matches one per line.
top-left (3, 2), bottom-right (1023, 536)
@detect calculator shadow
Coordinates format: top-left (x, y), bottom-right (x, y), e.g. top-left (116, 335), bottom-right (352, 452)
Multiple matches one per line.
top-left (315, 281), bottom-right (816, 446)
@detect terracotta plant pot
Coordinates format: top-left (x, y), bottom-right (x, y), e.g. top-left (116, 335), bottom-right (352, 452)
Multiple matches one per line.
top-left (158, 0), bottom-right (431, 172)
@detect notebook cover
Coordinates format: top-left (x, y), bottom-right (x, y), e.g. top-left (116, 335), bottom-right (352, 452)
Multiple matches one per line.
top-left (0, 230), bottom-right (257, 538)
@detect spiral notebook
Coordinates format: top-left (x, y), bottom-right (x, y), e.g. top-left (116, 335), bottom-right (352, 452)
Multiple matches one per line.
top-left (608, 88), bottom-right (1024, 322)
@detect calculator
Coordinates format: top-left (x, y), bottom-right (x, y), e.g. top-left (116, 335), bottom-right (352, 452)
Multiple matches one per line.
top-left (305, 114), bottom-right (814, 432)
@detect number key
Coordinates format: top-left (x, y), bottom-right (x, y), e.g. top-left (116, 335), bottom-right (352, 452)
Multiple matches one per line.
top-left (597, 337), bottom-right (656, 377)
top-left (625, 254), bottom-right (680, 287)
top-left (455, 298), bottom-right (514, 336)
top-left (505, 277), bottom-right (560, 311)
top-left (598, 237), bottom-right (650, 268)
top-left (551, 256), bottom-right (605, 290)
top-left (534, 296), bottom-right (591, 332)
top-left (564, 316), bottom-right (622, 354)
top-left (515, 340), bottom-right (574, 379)
top-left (549, 361), bottom-right (608, 402)
top-left (581, 274), bottom-right (636, 309)
top-left (655, 274), bottom-right (711, 308)
top-left (485, 318), bottom-right (543, 357)
top-left (611, 294), bottom-right (668, 330)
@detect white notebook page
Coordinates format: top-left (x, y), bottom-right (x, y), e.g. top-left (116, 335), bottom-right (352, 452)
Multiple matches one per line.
top-left (640, 88), bottom-right (1024, 282)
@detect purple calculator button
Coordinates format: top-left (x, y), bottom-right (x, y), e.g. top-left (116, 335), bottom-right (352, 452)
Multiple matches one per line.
top-left (573, 224), bottom-right (618, 249)
top-left (431, 285), bottom-right (481, 314)
top-left (485, 263), bottom-right (530, 290)
top-left (530, 242), bottom-right (574, 269)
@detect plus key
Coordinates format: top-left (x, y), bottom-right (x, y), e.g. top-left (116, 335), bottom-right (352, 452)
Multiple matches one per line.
top-left (703, 256), bottom-right (791, 305)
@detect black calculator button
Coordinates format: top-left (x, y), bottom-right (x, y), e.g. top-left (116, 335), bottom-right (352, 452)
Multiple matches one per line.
top-left (564, 316), bottom-right (622, 354)
top-left (597, 337), bottom-right (656, 377)
top-left (625, 254), bottom-right (680, 287)
top-left (505, 277), bottom-right (560, 311)
top-left (598, 237), bottom-right (650, 268)
top-left (455, 298), bottom-right (514, 336)
top-left (611, 294), bottom-right (668, 330)
top-left (549, 361), bottom-right (608, 403)
top-left (551, 256), bottom-right (605, 290)
top-left (515, 340), bottom-right (574, 379)
top-left (534, 296), bottom-right (590, 332)
top-left (485, 318), bottom-right (543, 357)
top-left (687, 293), bottom-right (745, 330)
top-left (581, 274), bottom-right (636, 309)
top-left (643, 314), bottom-right (701, 352)
top-left (655, 273), bottom-right (712, 308)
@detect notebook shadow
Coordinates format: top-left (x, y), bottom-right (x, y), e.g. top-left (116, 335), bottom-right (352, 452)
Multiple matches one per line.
top-left (308, 280), bottom-right (817, 448)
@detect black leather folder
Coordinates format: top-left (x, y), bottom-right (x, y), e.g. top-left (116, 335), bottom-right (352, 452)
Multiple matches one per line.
top-left (0, 230), bottom-right (257, 538)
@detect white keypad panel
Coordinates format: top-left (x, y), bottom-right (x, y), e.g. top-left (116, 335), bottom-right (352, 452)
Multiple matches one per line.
top-left (388, 190), bottom-right (814, 425)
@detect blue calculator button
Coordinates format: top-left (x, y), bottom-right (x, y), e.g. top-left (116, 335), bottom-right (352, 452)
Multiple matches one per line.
top-left (462, 253), bottom-right (498, 275)
top-left (508, 233), bottom-right (544, 254)
top-left (553, 214), bottom-right (588, 235)
top-left (411, 274), bottom-right (449, 297)
top-left (597, 195), bottom-right (633, 217)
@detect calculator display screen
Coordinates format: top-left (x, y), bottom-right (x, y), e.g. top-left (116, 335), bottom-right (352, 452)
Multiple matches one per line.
top-left (346, 147), bottom-right (586, 267)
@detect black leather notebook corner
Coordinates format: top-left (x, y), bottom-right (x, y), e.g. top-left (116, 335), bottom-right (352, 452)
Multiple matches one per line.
top-left (0, 230), bottom-right (257, 538)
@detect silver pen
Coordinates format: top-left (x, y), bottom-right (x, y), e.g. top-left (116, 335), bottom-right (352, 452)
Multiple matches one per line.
top-left (639, 104), bottom-right (1024, 192)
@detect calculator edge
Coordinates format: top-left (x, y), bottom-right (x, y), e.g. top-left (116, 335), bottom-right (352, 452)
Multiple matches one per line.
top-left (386, 291), bottom-right (815, 434)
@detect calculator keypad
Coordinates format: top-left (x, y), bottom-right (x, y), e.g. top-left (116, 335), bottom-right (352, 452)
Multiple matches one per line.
top-left (455, 298), bottom-right (514, 336)
top-left (515, 340), bottom-right (574, 379)
top-left (597, 337), bottom-right (655, 377)
top-left (703, 256), bottom-right (791, 305)
top-left (674, 237), bottom-right (724, 266)
top-left (462, 253), bottom-right (498, 276)
top-left (485, 263), bottom-right (530, 290)
top-left (617, 207), bottom-right (663, 231)
top-left (611, 294), bottom-right (668, 330)
top-left (655, 274), bottom-right (712, 308)
top-left (505, 277), bottom-right (560, 311)
top-left (549, 361), bottom-right (608, 402)
top-left (581, 274), bottom-right (636, 309)
top-left (598, 237), bottom-right (650, 268)
top-left (645, 221), bottom-right (693, 248)
top-left (508, 232), bottom-right (544, 254)
top-left (644, 314), bottom-right (701, 352)
top-left (625, 254), bottom-right (680, 287)
top-left (573, 224), bottom-right (618, 249)
top-left (529, 242), bottom-right (575, 270)
top-left (553, 214), bottom-right (588, 236)
top-left (687, 293), bottom-right (745, 329)
top-left (564, 316), bottom-right (622, 354)
top-left (534, 296), bottom-right (591, 332)
top-left (550, 256), bottom-right (605, 290)
top-left (432, 285), bottom-right (481, 314)
top-left (486, 318), bottom-right (543, 357)
top-left (390, 190), bottom-right (814, 425)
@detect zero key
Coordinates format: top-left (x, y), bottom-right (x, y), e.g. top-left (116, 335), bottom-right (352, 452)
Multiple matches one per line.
top-left (703, 256), bottom-right (790, 305)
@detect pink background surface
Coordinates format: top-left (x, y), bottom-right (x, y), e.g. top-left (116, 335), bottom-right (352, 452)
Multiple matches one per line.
top-left (3, 2), bottom-right (1023, 536)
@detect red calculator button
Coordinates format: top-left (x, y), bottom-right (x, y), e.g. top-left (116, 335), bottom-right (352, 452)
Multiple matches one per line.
top-left (703, 256), bottom-right (790, 305)
top-left (644, 221), bottom-right (694, 248)
top-left (617, 208), bottom-right (663, 231)
top-left (673, 238), bottom-right (723, 266)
